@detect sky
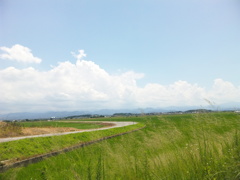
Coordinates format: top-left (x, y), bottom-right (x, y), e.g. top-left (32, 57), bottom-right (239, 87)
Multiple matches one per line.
top-left (0, 0), bottom-right (240, 113)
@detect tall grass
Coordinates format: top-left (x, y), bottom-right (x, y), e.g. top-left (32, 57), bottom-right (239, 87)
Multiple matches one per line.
top-left (0, 122), bottom-right (144, 162)
top-left (1, 113), bottom-right (239, 179)
top-left (0, 122), bottom-right (23, 138)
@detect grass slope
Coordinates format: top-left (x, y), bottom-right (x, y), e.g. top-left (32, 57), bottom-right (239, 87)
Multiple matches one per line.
top-left (0, 120), bottom-right (143, 162)
top-left (1, 113), bottom-right (240, 180)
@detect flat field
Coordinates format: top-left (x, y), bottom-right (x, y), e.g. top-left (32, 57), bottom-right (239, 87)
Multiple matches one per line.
top-left (0, 121), bottom-right (114, 138)
top-left (20, 121), bottom-right (107, 129)
top-left (0, 113), bottom-right (239, 179)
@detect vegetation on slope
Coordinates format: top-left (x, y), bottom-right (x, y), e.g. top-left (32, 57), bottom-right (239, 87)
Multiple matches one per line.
top-left (1, 113), bottom-right (240, 179)
top-left (0, 122), bottom-right (23, 138)
top-left (0, 120), bottom-right (144, 162)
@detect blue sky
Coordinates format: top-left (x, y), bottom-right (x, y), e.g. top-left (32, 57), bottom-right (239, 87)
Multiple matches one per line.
top-left (0, 0), bottom-right (240, 113)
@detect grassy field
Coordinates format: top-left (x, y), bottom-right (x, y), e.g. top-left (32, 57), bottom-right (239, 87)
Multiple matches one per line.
top-left (20, 121), bottom-right (107, 129)
top-left (0, 121), bottom-right (109, 138)
top-left (0, 119), bottom-right (144, 162)
top-left (0, 113), bottom-right (240, 179)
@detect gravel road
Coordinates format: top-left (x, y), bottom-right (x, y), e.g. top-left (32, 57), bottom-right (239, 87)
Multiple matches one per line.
top-left (0, 121), bottom-right (137, 143)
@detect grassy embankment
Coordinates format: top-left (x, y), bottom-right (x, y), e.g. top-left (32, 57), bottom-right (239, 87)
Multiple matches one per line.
top-left (0, 118), bottom-right (144, 162)
top-left (1, 113), bottom-right (240, 179)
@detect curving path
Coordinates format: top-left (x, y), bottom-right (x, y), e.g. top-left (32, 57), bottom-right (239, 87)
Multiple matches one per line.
top-left (0, 121), bottom-right (137, 143)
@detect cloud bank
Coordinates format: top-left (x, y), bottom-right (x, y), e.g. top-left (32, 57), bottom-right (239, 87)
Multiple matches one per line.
top-left (0, 44), bottom-right (42, 63)
top-left (0, 45), bottom-right (240, 113)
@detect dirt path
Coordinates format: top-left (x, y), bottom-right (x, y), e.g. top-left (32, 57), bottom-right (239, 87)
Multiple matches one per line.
top-left (0, 121), bottom-right (136, 143)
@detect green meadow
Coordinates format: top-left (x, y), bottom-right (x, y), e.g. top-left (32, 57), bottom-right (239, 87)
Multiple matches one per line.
top-left (0, 113), bottom-right (239, 179)
top-left (0, 120), bottom-right (143, 162)
top-left (0, 121), bottom-right (108, 138)
top-left (20, 121), bottom-right (106, 129)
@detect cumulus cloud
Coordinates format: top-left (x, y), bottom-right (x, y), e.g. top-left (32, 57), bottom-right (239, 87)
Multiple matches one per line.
top-left (0, 44), bottom-right (42, 63)
top-left (71, 49), bottom-right (87, 60)
top-left (0, 48), bottom-right (240, 113)
top-left (206, 79), bottom-right (240, 104)
top-left (134, 81), bottom-right (207, 107)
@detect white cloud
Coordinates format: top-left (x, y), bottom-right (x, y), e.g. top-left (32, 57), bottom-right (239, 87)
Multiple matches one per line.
top-left (0, 48), bottom-right (240, 113)
top-left (0, 44), bottom-right (42, 63)
top-left (134, 81), bottom-right (207, 107)
top-left (71, 49), bottom-right (87, 60)
top-left (206, 79), bottom-right (240, 104)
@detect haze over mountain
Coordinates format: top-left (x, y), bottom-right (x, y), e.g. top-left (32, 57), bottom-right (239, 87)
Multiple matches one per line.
top-left (1, 102), bottom-right (239, 121)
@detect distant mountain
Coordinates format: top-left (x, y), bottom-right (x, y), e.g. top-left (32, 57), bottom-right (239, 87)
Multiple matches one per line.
top-left (0, 111), bottom-right (89, 121)
top-left (0, 108), bottom-right (167, 120)
top-left (218, 102), bottom-right (240, 110)
top-left (0, 103), bottom-right (239, 121)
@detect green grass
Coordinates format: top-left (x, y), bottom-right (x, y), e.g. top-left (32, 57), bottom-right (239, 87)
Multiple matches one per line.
top-left (0, 119), bottom-right (144, 162)
top-left (0, 120), bottom-right (110, 138)
top-left (20, 121), bottom-right (106, 129)
top-left (1, 113), bottom-right (240, 180)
